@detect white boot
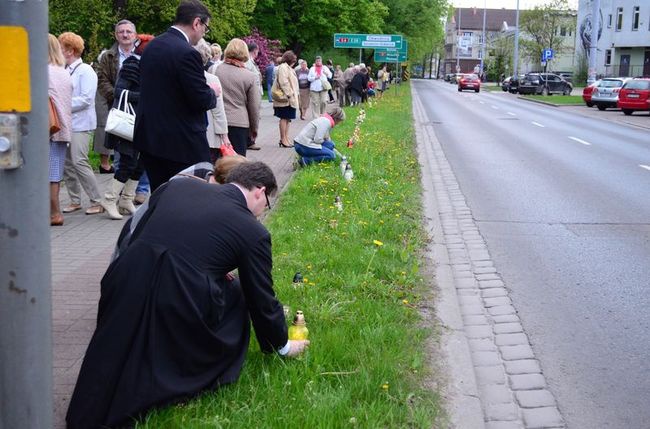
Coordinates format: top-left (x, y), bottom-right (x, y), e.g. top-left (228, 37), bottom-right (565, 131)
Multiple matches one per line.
top-left (100, 179), bottom-right (125, 220)
top-left (118, 179), bottom-right (139, 215)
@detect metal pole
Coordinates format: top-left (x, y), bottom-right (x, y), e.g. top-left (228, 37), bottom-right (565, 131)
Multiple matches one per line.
top-left (359, 48), bottom-right (362, 64)
top-left (0, 2), bottom-right (53, 429)
top-left (480, 0), bottom-right (487, 80)
top-left (588, 0), bottom-right (601, 84)
top-left (513, 0), bottom-right (520, 77)
top-left (456, 7), bottom-right (461, 72)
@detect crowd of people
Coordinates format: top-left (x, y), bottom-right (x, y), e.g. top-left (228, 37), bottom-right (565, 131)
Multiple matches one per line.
top-left (45, 0), bottom-right (399, 426)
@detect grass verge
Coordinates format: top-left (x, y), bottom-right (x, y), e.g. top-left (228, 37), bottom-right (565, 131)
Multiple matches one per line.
top-left (521, 94), bottom-right (584, 105)
top-left (138, 84), bottom-right (442, 428)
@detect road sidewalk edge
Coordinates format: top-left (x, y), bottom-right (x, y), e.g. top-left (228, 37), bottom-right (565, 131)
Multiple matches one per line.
top-left (413, 92), bottom-right (485, 429)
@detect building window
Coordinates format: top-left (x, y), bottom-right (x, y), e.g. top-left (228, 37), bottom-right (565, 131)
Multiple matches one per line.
top-left (608, 14), bottom-right (612, 28)
top-left (616, 7), bottom-right (623, 31)
top-left (632, 6), bottom-right (640, 31)
top-left (605, 49), bottom-right (611, 66)
top-left (560, 26), bottom-right (567, 36)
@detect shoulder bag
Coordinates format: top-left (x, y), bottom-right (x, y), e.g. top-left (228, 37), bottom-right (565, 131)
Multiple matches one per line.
top-left (105, 90), bottom-right (135, 141)
top-left (48, 97), bottom-right (61, 135)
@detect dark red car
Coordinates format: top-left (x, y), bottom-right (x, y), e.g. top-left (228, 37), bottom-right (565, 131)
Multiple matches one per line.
top-left (582, 80), bottom-right (601, 107)
top-left (458, 74), bottom-right (481, 93)
top-left (617, 78), bottom-right (650, 115)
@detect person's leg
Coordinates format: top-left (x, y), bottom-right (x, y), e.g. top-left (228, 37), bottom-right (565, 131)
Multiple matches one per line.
top-left (50, 183), bottom-right (64, 225)
top-left (294, 143), bottom-right (335, 165)
top-left (135, 171), bottom-right (150, 204)
top-left (319, 91), bottom-right (327, 115)
top-left (283, 119), bottom-right (292, 146)
top-left (310, 91), bottom-right (320, 118)
top-left (140, 152), bottom-right (171, 192)
top-left (63, 142), bottom-right (82, 209)
top-left (227, 126), bottom-right (248, 157)
top-left (49, 141), bottom-right (67, 223)
top-left (69, 131), bottom-right (102, 207)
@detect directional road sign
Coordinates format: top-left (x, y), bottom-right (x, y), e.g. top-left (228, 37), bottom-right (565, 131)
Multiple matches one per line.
top-left (374, 40), bottom-right (408, 63)
top-left (334, 33), bottom-right (403, 49)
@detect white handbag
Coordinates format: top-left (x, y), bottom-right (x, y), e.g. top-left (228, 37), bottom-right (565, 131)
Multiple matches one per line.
top-left (105, 90), bottom-right (135, 141)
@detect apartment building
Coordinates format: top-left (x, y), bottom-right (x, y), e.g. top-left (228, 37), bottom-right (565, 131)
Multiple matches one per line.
top-left (577, 0), bottom-right (650, 77)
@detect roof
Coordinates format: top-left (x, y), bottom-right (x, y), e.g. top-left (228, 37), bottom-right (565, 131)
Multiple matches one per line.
top-left (450, 8), bottom-right (518, 31)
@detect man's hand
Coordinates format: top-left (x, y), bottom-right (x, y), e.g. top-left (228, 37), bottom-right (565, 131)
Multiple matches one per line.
top-left (285, 340), bottom-right (310, 357)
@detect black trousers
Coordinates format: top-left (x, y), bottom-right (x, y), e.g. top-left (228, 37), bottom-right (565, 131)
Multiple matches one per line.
top-left (140, 152), bottom-right (193, 192)
top-left (227, 126), bottom-right (249, 157)
top-left (114, 151), bottom-right (145, 183)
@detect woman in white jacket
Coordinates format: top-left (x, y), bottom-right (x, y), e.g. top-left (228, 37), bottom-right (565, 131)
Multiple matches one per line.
top-left (195, 39), bottom-right (229, 162)
top-left (293, 106), bottom-right (345, 166)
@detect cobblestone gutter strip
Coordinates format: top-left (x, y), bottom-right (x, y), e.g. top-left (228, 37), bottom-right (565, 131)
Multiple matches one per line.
top-left (413, 93), bottom-right (566, 429)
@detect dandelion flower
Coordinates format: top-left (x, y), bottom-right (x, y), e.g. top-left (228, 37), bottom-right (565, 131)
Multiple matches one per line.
top-left (373, 240), bottom-right (384, 247)
top-left (381, 383), bottom-right (389, 390)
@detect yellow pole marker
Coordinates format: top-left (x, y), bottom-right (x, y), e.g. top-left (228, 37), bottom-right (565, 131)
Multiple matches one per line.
top-left (0, 26), bottom-right (31, 112)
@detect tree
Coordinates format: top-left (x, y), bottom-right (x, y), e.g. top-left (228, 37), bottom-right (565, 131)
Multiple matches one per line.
top-left (519, 0), bottom-right (575, 66)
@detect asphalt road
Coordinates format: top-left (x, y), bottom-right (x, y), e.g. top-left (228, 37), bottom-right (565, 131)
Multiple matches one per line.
top-left (413, 79), bottom-right (650, 429)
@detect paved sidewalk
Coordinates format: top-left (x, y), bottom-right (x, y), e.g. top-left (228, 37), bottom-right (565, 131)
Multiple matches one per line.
top-left (50, 101), bottom-right (307, 428)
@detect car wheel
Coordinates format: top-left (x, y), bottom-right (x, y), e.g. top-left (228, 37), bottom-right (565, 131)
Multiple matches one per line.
top-left (542, 86), bottom-right (549, 96)
top-left (502, 87), bottom-right (507, 92)
top-left (475, 89), bottom-right (480, 93)
top-left (597, 104), bottom-right (606, 111)
top-left (622, 109), bottom-right (633, 116)
top-left (563, 88), bottom-right (570, 96)
top-left (458, 87), bottom-right (462, 92)
top-left (586, 102), bottom-right (594, 107)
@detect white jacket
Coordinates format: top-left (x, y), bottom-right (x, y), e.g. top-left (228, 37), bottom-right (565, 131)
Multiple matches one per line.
top-left (204, 71), bottom-right (228, 148)
top-left (307, 66), bottom-right (332, 92)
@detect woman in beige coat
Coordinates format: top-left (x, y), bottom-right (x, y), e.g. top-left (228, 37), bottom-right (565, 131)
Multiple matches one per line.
top-left (272, 50), bottom-right (299, 148)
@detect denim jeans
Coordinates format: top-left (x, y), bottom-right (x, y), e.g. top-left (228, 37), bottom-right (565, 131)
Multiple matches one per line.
top-left (294, 140), bottom-right (336, 165)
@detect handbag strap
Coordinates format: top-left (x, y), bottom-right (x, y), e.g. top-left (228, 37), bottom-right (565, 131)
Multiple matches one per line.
top-left (117, 90), bottom-right (135, 115)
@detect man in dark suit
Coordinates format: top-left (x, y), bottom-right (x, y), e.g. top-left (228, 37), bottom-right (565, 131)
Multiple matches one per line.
top-left (66, 161), bottom-right (309, 429)
top-left (134, 0), bottom-right (218, 191)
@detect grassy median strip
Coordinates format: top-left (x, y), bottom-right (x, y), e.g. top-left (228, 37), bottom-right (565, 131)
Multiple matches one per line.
top-left (521, 94), bottom-right (584, 105)
top-left (139, 84), bottom-right (442, 428)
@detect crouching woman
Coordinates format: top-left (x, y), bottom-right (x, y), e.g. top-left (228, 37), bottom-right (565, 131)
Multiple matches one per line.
top-left (293, 106), bottom-right (345, 165)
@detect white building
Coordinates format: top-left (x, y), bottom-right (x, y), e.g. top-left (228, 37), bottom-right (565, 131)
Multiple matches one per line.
top-left (577, 0), bottom-right (650, 77)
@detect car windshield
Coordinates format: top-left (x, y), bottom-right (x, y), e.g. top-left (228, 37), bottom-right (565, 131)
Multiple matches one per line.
top-left (600, 80), bottom-right (624, 88)
top-left (466, 74), bottom-right (478, 80)
top-left (625, 80), bottom-right (650, 90)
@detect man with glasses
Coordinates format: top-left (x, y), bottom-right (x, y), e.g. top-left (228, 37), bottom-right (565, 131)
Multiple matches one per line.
top-left (66, 161), bottom-right (308, 429)
top-left (134, 0), bottom-right (219, 191)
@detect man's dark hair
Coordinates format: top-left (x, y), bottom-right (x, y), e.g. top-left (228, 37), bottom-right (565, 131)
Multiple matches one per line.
top-left (174, 0), bottom-right (211, 26)
top-left (226, 162), bottom-right (277, 196)
top-left (247, 42), bottom-right (258, 53)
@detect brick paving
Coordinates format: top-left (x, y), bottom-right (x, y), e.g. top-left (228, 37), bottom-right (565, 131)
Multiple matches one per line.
top-left (50, 101), bottom-right (308, 428)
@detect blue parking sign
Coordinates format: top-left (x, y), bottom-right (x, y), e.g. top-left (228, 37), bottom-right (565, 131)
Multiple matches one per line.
top-left (542, 49), bottom-right (554, 61)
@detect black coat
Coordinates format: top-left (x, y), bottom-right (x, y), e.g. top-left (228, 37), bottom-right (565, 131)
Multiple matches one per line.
top-left (66, 180), bottom-right (288, 429)
top-left (104, 55), bottom-right (141, 156)
top-left (133, 27), bottom-right (216, 165)
top-left (350, 72), bottom-right (368, 96)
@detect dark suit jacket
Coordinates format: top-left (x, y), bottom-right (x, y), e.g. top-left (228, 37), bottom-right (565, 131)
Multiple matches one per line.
top-left (66, 179), bottom-right (288, 429)
top-left (134, 27), bottom-right (216, 164)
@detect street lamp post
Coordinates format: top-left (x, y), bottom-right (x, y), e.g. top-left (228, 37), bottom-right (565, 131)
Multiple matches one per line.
top-left (513, 0), bottom-right (520, 77)
top-left (456, 7), bottom-right (461, 72)
top-left (480, 0), bottom-right (487, 80)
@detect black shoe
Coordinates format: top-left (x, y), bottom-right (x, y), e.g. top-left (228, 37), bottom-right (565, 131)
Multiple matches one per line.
top-left (99, 165), bottom-right (114, 174)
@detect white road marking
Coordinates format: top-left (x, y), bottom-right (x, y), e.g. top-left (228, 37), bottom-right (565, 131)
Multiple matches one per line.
top-left (491, 105), bottom-right (499, 109)
top-left (507, 112), bottom-right (516, 116)
top-left (532, 121), bottom-right (545, 127)
top-left (640, 164), bottom-right (650, 171)
top-left (568, 136), bottom-right (592, 146)
top-left (479, 101), bottom-right (485, 104)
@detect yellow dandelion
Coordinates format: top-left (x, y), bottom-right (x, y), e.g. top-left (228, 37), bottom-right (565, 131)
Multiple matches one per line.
top-left (402, 299), bottom-right (409, 305)
top-left (381, 383), bottom-right (389, 390)
top-left (303, 278), bottom-right (308, 283)
top-left (373, 240), bottom-right (384, 247)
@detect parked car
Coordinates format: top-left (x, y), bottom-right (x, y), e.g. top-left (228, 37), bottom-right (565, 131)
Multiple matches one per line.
top-left (518, 73), bottom-right (573, 95)
top-left (617, 78), bottom-right (650, 115)
top-left (501, 76), bottom-right (513, 92)
top-left (557, 71), bottom-right (573, 83)
top-left (582, 80), bottom-right (601, 107)
top-left (507, 75), bottom-right (525, 94)
top-left (449, 73), bottom-right (462, 84)
top-left (444, 73), bottom-right (454, 82)
top-left (458, 73), bottom-right (481, 92)
top-left (591, 77), bottom-right (632, 110)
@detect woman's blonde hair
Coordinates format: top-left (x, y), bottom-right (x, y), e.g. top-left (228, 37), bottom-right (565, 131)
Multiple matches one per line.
top-left (48, 34), bottom-right (65, 66)
top-left (223, 38), bottom-right (249, 62)
top-left (58, 32), bottom-right (85, 57)
top-left (210, 43), bottom-right (222, 60)
top-left (214, 154), bottom-right (248, 184)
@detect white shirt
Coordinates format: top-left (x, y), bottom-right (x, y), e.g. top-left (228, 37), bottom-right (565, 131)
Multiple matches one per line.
top-left (67, 58), bottom-right (98, 132)
top-left (118, 46), bottom-right (135, 69)
top-left (170, 26), bottom-right (190, 44)
top-left (307, 65), bottom-right (332, 92)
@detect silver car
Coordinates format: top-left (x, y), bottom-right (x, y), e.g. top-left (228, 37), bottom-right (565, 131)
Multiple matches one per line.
top-left (591, 78), bottom-right (632, 110)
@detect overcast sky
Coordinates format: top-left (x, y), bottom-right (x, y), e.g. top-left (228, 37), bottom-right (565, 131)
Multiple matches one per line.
top-left (451, 0), bottom-right (579, 9)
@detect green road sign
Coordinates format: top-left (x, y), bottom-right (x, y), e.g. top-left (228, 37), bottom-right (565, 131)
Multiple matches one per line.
top-left (374, 50), bottom-right (407, 63)
top-left (334, 33), bottom-right (403, 49)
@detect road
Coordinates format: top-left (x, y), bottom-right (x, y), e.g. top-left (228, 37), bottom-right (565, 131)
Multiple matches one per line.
top-left (413, 79), bottom-right (650, 429)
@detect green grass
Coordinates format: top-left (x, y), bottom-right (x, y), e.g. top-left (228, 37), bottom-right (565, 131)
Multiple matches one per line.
top-left (482, 83), bottom-right (505, 92)
top-left (138, 84), bottom-right (443, 428)
top-left (520, 94), bottom-right (584, 105)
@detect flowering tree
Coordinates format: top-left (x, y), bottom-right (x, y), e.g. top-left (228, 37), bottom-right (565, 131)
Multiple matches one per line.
top-left (242, 28), bottom-right (283, 82)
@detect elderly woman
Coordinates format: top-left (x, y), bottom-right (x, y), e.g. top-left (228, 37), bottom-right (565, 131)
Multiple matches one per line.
top-left (272, 50), bottom-right (299, 148)
top-left (195, 39), bottom-right (229, 163)
top-left (293, 106), bottom-right (345, 166)
top-left (296, 60), bottom-right (310, 120)
top-left (215, 38), bottom-right (260, 156)
top-left (48, 34), bottom-right (73, 226)
top-left (307, 56), bottom-right (332, 118)
top-left (100, 34), bottom-right (154, 220)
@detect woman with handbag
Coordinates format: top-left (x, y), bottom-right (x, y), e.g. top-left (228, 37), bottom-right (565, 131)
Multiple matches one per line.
top-left (48, 34), bottom-right (73, 226)
top-left (307, 56), bottom-right (332, 119)
top-left (272, 50), bottom-right (299, 148)
top-left (296, 60), bottom-right (311, 120)
top-left (100, 34), bottom-right (154, 220)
